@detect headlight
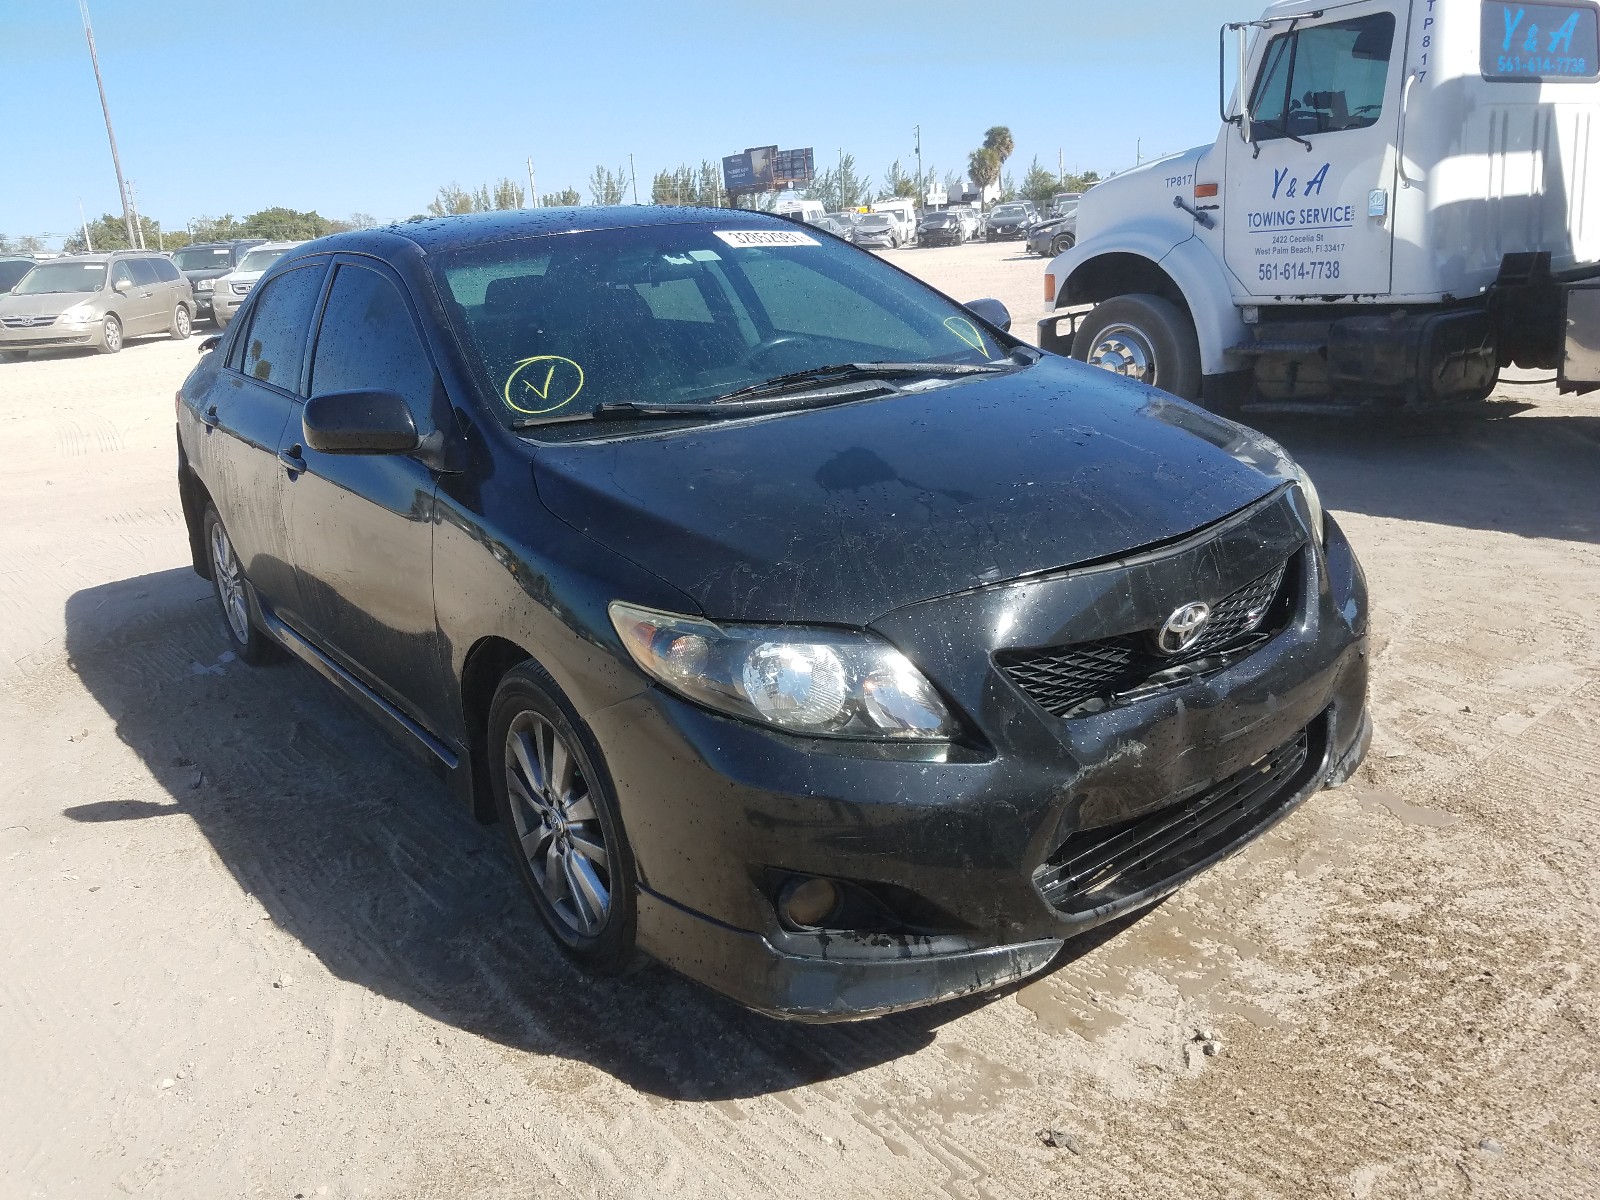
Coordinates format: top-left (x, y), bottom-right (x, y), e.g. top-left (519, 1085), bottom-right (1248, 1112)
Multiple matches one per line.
top-left (609, 602), bottom-right (954, 741)
top-left (196, 279), bottom-right (214, 292)
top-left (1230, 432), bottom-right (1325, 543)
top-left (57, 304), bottom-right (92, 325)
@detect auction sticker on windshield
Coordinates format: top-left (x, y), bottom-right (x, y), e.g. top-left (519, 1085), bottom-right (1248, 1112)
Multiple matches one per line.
top-left (713, 230), bottom-right (819, 248)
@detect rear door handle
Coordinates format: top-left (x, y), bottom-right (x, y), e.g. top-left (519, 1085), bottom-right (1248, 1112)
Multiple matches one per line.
top-left (278, 445), bottom-right (307, 475)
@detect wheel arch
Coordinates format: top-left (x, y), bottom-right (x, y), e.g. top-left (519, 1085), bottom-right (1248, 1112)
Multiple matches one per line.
top-left (1048, 235), bottom-right (1246, 376)
top-left (459, 635), bottom-right (539, 823)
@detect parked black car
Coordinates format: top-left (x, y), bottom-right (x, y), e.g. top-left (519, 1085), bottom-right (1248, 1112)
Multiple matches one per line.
top-left (172, 239), bottom-right (265, 323)
top-left (175, 207), bottom-right (1370, 1021)
top-left (984, 201), bottom-right (1038, 241)
top-left (916, 210), bottom-right (967, 246)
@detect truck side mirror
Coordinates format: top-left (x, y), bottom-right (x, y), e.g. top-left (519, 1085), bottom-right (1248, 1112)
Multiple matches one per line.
top-left (1220, 22), bottom-right (1253, 144)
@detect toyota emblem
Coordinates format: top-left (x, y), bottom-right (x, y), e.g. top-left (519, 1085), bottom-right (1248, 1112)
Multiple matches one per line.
top-left (1156, 602), bottom-right (1212, 656)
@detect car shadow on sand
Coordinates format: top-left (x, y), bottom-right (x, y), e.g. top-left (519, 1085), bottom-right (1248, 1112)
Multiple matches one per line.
top-left (1249, 399), bottom-right (1600, 546)
top-left (62, 567), bottom-right (1142, 1100)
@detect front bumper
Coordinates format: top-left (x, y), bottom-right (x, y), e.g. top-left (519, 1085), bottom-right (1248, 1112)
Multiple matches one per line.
top-left (587, 495), bottom-right (1371, 1020)
top-left (0, 324), bottom-right (98, 350)
top-left (987, 226), bottom-right (1024, 240)
top-left (919, 229), bottom-right (963, 245)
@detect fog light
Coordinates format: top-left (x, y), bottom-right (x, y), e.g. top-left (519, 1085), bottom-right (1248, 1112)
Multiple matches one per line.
top-left (781, 877), bottom-right (842, 928)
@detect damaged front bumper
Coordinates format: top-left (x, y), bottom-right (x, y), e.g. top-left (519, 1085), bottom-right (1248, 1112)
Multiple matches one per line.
top-left (587, 500), bottom-right (1370, 1021)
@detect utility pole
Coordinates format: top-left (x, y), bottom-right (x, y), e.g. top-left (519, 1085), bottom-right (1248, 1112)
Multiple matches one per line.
top-left (914, 125), bottom-right (923, 202)
top-left (1136, 138), bottom-right (1143, 165)
top-left (127, 180), bottom-right (146, 249)
top-left (78, 0), bottom-right (135, 248)
top-left (1058, 148), bottom-right (1064, 185)
top-left (526, 156), bottom-right (537, 207)
top-left (78, 199), bottom-right (93, 252)
top-left (628, 154), bottom-right (638, 204)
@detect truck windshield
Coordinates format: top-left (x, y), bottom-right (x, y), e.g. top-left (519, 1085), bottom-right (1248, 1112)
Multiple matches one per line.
top-left (173, 246), bottom-right (235, 272)
top-left (1250, 13), bottom-right (1395, 141)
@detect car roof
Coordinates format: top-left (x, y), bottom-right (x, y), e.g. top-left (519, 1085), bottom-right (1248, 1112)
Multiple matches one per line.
top-left (286, 206), bottom-right (795, 259)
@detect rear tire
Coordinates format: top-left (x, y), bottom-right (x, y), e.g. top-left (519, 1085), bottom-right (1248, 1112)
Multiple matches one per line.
top-left (202, 504), bottom-right (283, 665)
top-left (97, 314), bottom-right (123, 355)
top-left (1051, 232), bottom-right (1076, 256)
top-left (1071, 293), bottom-right (1202, 401)
top-left (489, 662), bottom-right (639, 974)
top-left (0, 350), bottom-right (28, 363)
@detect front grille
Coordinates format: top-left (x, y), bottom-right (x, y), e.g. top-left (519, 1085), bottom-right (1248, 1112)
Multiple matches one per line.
top-left (998, 559), bottom-right (1292, 718)
top-left (1, 315), bottom-right (55, 329)
top-left (1036, 726), bottom-right (1313, 915)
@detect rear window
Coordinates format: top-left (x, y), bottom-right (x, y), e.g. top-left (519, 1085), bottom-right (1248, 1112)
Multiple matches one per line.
top-left (1482, 2), bottom-right (1600, 79)
top-left (173, 246), bottom-right (234, 272)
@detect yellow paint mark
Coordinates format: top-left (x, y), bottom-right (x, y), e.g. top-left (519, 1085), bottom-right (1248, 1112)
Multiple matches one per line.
top-left (943, 316), bottom-right (988, 355)
top-left (503, 355), bottom-right (586, 415)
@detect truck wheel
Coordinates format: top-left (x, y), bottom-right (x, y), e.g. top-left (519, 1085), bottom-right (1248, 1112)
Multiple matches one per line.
top-left (1051, 232), bottom-right (1076, 256)
top-left (1071, 294), bottom-right (1201, 400)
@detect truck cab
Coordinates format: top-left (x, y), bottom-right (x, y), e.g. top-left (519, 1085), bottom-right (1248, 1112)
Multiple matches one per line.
top-left (1043, 0), bottom-right (1600, 410)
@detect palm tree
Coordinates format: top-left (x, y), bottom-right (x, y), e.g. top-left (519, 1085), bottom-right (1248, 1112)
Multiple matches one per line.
top-left (982, 126), bottom-right (1015, 169)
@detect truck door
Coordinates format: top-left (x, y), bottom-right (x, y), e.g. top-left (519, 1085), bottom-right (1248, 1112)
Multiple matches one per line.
top-left (1224, 2), bottom-right (1407, 298)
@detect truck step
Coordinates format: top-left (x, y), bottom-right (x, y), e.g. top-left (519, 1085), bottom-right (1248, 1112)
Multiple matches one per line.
top-left (1228, 340), bottom-right (1327, 357)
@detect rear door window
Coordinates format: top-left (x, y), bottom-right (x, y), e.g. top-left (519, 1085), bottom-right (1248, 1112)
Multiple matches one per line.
top-left (127, 259), bottom-right (161, 287)
top-left (153, 258), bottom-right (181, 282)
top-left (239, 266), bottom-right (326, 391)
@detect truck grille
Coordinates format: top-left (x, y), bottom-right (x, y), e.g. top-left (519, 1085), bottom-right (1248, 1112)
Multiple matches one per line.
top-left (1035, 725), bottom-right (1314, 915)
top-left (997, 559), bottom-right (1292, 718)
top-left (1, 315), bottom-right (55, 329)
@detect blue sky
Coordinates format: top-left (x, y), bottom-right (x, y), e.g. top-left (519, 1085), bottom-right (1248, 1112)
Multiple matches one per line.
top-left (2, 0), bottom-right (1242, 245)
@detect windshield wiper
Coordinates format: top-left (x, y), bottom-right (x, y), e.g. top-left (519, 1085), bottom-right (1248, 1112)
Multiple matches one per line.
top-left (507, 361), bottom-right (1016, 429)
top-left (1254, 117), bottom-right (1313, 155)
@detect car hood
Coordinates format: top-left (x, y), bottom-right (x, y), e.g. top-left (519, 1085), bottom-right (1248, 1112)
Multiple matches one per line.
top-left (0, 291), bottom-right (98, 317)
top-left (531, 358), bottom-right (1283, 626)
top-left (183, 268), bottom-right (232, 283)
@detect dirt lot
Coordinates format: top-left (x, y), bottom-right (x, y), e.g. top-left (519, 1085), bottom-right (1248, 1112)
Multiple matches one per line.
top-left (1, 239), bottom-right (1596, 1199)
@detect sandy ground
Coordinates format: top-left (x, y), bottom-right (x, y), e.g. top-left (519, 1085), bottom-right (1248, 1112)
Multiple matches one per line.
top-left (1, 240), bottom-right (1597, 1199)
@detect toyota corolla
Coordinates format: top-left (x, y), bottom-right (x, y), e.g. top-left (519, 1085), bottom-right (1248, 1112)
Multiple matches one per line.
top-left (175, 207), bottom-right (1370, 1020)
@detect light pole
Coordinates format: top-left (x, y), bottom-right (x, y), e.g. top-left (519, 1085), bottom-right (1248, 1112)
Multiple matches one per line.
top-left (78, 0), bottom-right (135, 248)
top-left (527, 157), bottom-right (537, 207)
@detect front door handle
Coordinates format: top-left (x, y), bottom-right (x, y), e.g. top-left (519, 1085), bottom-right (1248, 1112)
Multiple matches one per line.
top-left (202, 404), bottom-right (220, 429)
top-left (278, 444), bottom-right (307, 475)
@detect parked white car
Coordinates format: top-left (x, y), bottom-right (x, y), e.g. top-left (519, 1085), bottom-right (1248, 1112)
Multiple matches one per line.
top-left (210, 241), bottom-right (305, 327)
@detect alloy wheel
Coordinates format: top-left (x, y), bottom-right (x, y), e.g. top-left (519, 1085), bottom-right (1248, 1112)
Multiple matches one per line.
top-left (175, 307), bottom-right (191, 338)
top-left (505, 711), bottom-right (612, 937)
top-left (209, 521), bottom-right (250, 643)
top-left (102, 316), bottom-right (122, 353)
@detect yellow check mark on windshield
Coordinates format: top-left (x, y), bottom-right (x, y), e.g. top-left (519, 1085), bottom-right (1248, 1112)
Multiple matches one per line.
top-left (522, 364), bottom-right (558, 401)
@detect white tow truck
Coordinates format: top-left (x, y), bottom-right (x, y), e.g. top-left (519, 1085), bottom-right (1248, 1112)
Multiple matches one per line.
top-left (1041, 0), bottom-right (1600, 410)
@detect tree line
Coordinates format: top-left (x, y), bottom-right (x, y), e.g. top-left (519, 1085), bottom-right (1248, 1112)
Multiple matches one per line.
top-left (6, 129), bottom-right (1102, 255)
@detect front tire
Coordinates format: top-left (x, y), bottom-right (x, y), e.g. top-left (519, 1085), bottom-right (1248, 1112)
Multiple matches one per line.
top-left (202, 504), bottom-right (281, 665)
top-left (1071, 293), bottom-right (1202, 401)
top-left (489, 663), bottom-right (639, 974)
top-left (97, 314), bottom-right (123, 355)
top-left (0, 350), bottom-right (28, 363)
top-left (170, 304), bottom-right (192, 340)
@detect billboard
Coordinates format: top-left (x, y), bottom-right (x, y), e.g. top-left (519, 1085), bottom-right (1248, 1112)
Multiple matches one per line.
top-left (722, 146), bottom-right (814, 194)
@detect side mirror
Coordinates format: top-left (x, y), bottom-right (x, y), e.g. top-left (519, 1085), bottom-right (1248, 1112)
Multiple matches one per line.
top-left (302, 389), bottom-right (420, 455)
top-left (965, 297), bottom-right (1012, 333)
top-left (113, 277), bottom-right (131, 294)
top-left (199, 334), bottom-right (221, 355)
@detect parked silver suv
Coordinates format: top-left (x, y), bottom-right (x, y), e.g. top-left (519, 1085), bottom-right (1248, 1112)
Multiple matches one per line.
top-left (0, 252), bottom-right (195, 359)
top-left (210, 241), bottom-right (305, 327)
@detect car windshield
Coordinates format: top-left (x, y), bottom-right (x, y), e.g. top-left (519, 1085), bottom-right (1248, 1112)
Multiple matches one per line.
top-left (991, 205), bottom-right (1027, 219)
top-left (859, 215), bottom-right (894, 227)
top-left (173, 246), bottom-right (234, 271)
top-left (237, 248), bottom-right (289, 272)
top-left (12, 262), bottom-right (107, 295)
top-left (434, 222), bottom-right (1015, 429)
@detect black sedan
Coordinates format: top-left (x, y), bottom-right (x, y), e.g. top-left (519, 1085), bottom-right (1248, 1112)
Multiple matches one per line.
top-left (984, 201), bottom-right (1038, 241)
top-left (175, 207), bottom-right (1370, 1021)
